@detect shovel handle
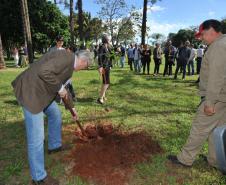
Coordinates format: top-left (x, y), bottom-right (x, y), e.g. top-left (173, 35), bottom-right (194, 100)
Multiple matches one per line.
top-left (62, 97), bottom-right (86, 136)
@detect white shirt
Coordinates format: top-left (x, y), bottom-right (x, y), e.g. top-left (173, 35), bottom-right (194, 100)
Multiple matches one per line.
top-left (197, 48), bottom-right (204, 58)
top-left (189, 48), bottom-right (196, 61)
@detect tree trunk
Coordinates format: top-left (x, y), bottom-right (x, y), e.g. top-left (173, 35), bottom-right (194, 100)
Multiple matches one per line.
top-left (6, 47), bottom-right (11, 60)
top-left (141, 0), bottom-right (147, 45)
top-left (77, 0), bottom-right (84, 43)
top-left (0, 34), bottom-right (6, 69)
top-left (110, 18), bottom-right (114, 45)
top-left (21, 0), bottom-right (33, 63)
top-left (70, 0), bottom-right (75, 46)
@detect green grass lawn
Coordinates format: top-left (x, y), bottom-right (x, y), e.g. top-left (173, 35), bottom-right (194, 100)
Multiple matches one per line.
top-left (1, 59), bottom-right (226, 185)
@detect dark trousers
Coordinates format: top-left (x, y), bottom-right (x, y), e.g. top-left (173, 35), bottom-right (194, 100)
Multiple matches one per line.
top-left (174, 60), bottom-right (187, 79)
top-left (163, 57), bottom-right (169, 76)
top-left (168, 61), bottom-right (174, 76)
top-left (187, 60), bottom-right (194, 75)
top-left (154, 58), bottom-right (161, 74)
top-left (142, 60), bottom-right (151, 74)
top-left (197, 57), bottom-right (202, 74)
top-left (128, 58), bottom-right (134, 71)
top-left (66, 83), bottom-right (76, 99)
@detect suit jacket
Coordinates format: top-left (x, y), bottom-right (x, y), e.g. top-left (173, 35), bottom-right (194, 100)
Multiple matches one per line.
top-left (12, 50), bottom-right (75, 114)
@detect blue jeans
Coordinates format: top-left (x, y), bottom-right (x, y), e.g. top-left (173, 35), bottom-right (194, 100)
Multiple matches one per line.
top-left (134, 59), bottom-right (141, 73)
top-left (120, 56), bottom-right (125, 68)
top-left (22, 101), bottom-right (62, 181)
top-left (187, 60), bottom-right (194, 75)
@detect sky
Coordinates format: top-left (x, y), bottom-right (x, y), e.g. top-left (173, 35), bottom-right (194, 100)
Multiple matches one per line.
top-left (60, 0), bottom-right (226, 39)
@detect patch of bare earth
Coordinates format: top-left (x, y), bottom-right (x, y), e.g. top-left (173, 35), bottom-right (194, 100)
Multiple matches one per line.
top-left (64, 120), bottom-right (163, 185)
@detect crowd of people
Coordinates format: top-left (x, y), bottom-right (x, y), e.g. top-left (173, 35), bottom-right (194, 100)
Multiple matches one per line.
top-left (93, 40), bottom-right (207, 82)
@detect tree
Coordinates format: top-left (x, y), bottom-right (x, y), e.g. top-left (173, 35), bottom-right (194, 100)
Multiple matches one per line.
top-left (72, 11), bottom-right (106, 45)
top-left (141, 0), bottom-right (160, 45)
top-left (0, 0), bottom-right (23, 59)
top-left (167, 33), bottom-right (176, 41)
top-left (169, 28), bottom-right (198, 48)
top-left (222, 18), bottom-right (226, 34)
top-left (69, 0), bottom-right (75, 46)
top-left (1, 0), bottom-right (70, 54)
top-left (151, 33), bottom-right (165, 44)
top-left (0, 34), bottom-right (5, 69)
top-left (115, 14), bottom-right (137, 45)
top-left (59, 0), bottom-right (75, 46)
top-left (76, 0), bottom-right (84, 44)
top-left (96, 0), bottom-right (127, 45)
top-left (31, 1), bottom-right (70, 52)
top-left (21, 0), bottom-right (33, 63)
top-left (141, 0), bottom-right (148, 45)
top-left (89, 17), bottom-right (105, 44)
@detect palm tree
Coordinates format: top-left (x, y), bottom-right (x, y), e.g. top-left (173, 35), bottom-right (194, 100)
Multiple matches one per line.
top-left (0, 34), bottom-right (5, 69)
top-left (76, 0), bottom-right (84, 44)
top-left (58, 0), bottom-right (75, 46)
top-left (21, 0), bottom-right (33, 63)
top-left (70, 0), bottom-right (75, 46)
top-left (141, 0), bottom-right (148, 45)
top-left (141, 0), bottom-right (159, 45)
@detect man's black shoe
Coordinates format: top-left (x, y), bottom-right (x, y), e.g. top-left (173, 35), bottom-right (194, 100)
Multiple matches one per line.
top-left (48, 144), bottom-right (71, 154)
top-left (167, 155), bottom-right (191, 167)
top-left (32, 175), bottom-right (59, 185)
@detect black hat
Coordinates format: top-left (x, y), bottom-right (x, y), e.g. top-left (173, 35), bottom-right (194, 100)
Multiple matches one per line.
top-left (56, 35), bottom-right (64, 41)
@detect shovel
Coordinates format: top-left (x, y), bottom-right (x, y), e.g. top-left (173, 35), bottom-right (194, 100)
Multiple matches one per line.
top-left (62, 97), bottom-right (87, 137)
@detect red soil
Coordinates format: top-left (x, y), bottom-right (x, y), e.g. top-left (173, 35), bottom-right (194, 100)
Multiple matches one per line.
top-left (65, 122), bottom-right (163, 185)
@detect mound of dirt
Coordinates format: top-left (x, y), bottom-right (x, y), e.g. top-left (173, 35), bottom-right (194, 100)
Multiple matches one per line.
top-left (65, 123), bottom-right (163, 185)
top-left (74, 123), bottom-right (114, 140)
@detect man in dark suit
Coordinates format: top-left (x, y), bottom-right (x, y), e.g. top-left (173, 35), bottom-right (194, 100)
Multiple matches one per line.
top-left (12, 50), bottom-right (92, 185)
top-left (174, 41), bottom-right (191, 80)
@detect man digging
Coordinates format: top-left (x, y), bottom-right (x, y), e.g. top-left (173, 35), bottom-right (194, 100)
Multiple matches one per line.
top-left (12, 50), bottom-right (92, 185)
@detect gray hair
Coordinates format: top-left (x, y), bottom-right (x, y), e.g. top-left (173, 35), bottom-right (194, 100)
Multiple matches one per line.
top-left (75, 50), bottom-right (93, 66)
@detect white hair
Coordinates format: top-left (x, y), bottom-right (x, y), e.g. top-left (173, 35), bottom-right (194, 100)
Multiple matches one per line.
top-left (75, 50), bottom-right (93, 66)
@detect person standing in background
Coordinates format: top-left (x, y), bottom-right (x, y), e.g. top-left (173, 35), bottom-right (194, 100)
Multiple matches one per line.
top-left (133, 44), bottom-right (141, 74)
top-left (196, 45), bottom-right (204, 74)
top-left (127, 44), bottom-right (134, 71)
top-left (141, 44), bottom-right (152, 75)
top-left (188, 44), bottom-right (196, 76)
top-left (153, 43), bottom-right (162, 76)
top-left (174, 41), bottom-right (191, 80)
top-left (120, 44), bottom-right (126, 68)
top-left (168, 44), bottom-right (176, 76)
top-left (12, 47), bottom-right (19, 67)
top-left (163, 40), bottom-right (172, 76)
top-left (97, 34), bottom-right (112, 104)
